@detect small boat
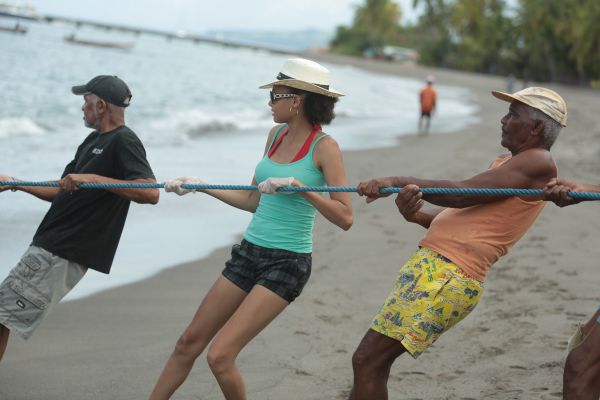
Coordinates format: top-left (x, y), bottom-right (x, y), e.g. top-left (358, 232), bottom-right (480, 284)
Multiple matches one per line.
top-left (0, 22), bottom-right (27, 34)
top-left (64, 34), bottom-right (134, 50)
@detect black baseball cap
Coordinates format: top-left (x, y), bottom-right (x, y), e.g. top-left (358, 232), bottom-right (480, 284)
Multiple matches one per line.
top-left (71, 75), bottom-right (132, 107)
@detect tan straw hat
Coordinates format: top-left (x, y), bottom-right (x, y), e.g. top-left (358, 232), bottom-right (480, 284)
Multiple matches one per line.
top-left (492, 86), bottom-right (567, 127)
top-left (260, 58), bottom-right (344, 98)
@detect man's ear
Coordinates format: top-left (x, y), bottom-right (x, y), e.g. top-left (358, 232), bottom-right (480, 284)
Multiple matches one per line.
top-left (95, 99), bottom-right (108, 113)
top-left (532, 119), bottom-right (544, 136)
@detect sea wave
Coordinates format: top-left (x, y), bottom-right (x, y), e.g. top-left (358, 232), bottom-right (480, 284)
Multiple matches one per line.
top-left (144, 107), bottom-right (271, 144)
top-left (0, 117), bottom-right (46, 139)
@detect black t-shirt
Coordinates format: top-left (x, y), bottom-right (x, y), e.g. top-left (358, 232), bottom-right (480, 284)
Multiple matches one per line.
top-left (32, 126), bottom-right (155, 274)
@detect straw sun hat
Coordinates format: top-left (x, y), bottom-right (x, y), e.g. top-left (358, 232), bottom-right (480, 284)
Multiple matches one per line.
top-left (260, 58), bottom-right (344, 98)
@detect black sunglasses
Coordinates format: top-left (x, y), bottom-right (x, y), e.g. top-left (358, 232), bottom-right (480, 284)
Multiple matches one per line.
top-left (269, 91), bottom-right (296, 103)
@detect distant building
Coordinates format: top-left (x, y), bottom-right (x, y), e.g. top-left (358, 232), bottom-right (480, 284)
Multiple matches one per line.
top-left (381, 46), bottom-right (419, 63)
top-left (0, 1), bottom-right (40, 20)
top-left (362, 46), bottom-right (419, 63)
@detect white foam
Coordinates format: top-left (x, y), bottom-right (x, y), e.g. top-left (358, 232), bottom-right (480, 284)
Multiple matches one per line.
top-left (0, 117), bottom-right (46, 139)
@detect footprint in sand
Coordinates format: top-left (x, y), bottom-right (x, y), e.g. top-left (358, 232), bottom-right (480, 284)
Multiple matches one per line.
top-left (294, 369), bottom-right (312, 376)
top-left (482, 389), bottom-right (524, 399)
top-left (566, 311), bottom-right (588, 319)
top-left (509, 365), bottom-right (527, 370)
top-left (480, 346), bottom-right (505, 357)
top-left (530, 386), bottom-right (550, 393)
top-left (528, 235), bottom-right (547, 242)
top-left (538, 361), bottom-right (562, 369)
top-left (557, 269), bottom-right (577, 276)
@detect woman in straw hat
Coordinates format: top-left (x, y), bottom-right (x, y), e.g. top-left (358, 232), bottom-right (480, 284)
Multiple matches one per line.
top-left (149, 58), bottom-right (353, 399)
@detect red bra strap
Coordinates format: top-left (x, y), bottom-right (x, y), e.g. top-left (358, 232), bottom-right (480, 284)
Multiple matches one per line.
top-left (268, 124), bottom-right (322, 162)
top-left (268, 129), bottom-right (288, 158)
top-left (291, 124), bottom-right (321, 162)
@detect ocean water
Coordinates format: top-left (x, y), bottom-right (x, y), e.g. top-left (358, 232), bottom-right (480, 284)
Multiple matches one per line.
top-left (0, 22), bottom-right (479, 300)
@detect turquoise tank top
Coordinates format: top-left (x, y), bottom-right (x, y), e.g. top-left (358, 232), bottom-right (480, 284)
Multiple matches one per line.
top-left (244, 125), bottom-right (327, 253)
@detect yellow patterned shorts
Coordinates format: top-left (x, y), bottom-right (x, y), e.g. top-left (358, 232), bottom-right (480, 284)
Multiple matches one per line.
top-left (371, 247), bottom-right (483, 358)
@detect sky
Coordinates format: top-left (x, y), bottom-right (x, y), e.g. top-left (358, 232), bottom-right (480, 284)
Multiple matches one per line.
top-left (26, 0), bottom-right (422, 33)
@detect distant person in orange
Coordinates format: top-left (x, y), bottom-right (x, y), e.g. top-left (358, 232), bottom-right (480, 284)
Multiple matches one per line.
top-left (418, 75), bottom-right (437, 134)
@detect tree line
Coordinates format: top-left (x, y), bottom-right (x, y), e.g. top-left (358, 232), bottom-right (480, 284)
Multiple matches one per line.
top-left (330, 0), bottom-right (600, 85)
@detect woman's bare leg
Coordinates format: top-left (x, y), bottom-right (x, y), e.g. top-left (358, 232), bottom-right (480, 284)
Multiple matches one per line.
top-left (206, 285), bottom-right (289, 400)
top-left (149, 276), bottom-right (248, 400)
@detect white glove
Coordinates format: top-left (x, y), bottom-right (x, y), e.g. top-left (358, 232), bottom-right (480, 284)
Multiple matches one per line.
top-left (258, 177), bottom-right (294, 194)
top-left (164, 177), bottom-right (206, 196)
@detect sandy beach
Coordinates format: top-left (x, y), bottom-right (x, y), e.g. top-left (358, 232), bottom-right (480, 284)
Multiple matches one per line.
top-left (1, 53), bottom-right (599, 400)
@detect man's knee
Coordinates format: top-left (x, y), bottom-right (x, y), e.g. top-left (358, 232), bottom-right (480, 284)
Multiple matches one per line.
top-left (352, 344), bottom-right (376, 373)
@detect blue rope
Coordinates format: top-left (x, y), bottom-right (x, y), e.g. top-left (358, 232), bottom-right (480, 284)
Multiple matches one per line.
top-left (1, 181), bottom-right (599, 200)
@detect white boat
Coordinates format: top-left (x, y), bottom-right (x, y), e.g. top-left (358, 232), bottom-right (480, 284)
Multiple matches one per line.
top-left (0, 21), bottom-right (26, 33)
top-left (64, 34), bottom-right (135, 50)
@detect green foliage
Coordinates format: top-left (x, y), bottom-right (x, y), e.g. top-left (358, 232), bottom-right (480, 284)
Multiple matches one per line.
top-left (331, 0), bottom-right (600, 84)
top-left (330, 0), bottom-right (403, 57)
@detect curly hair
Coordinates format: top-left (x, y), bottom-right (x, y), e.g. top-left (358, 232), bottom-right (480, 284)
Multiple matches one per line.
top-left (288, 88), bottom-right (338, 125)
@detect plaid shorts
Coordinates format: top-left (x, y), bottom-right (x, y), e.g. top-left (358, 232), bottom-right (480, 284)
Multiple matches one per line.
top-left (222, 239), bottom-right (312, 303)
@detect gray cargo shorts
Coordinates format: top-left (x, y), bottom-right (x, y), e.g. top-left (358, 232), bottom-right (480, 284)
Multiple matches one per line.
top-left (0, 246), bottom-right (87, 340)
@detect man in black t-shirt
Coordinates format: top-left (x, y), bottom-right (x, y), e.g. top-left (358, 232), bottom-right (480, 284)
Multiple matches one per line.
top-left (0, 75), bottom-right (159, 361)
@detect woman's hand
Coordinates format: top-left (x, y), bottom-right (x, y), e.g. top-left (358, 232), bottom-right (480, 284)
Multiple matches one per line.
top-left (258, 177), bottom-right (295, 194)
top-left (165, 177), bottom-right (207, 196)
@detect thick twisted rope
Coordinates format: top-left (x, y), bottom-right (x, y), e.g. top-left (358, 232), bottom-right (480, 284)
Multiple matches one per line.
top-left (1, 181), bottom-right (599, 200)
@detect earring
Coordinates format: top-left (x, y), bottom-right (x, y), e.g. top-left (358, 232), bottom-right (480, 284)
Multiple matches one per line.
top-left (289, 106), bottom-right (293, 112)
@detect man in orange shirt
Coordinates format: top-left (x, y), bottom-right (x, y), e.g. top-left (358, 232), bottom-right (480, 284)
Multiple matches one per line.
top-left (349, 87), bottom-right (567, 400)
top-left (418, 75), bottom-right (437, 134)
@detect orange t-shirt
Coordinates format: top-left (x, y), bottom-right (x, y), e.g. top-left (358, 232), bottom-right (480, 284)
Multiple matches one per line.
top-left (420, 86), bottom-right (436, 112)
top-left (418, 154), bottom-right (547, 282)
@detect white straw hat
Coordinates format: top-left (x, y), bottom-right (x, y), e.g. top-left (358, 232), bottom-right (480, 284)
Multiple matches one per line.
top-left (492, 86), bottom-right (567, 127)
top-left (260, 58), bottom-right (344, 98)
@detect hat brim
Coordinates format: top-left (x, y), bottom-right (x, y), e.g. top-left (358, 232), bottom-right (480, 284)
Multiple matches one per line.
top-left (259, 79), bottom-right (344, 98)
top-left (71, 85), bottom-right (89, 95)
top-left (491, 90), bottom-right (516, 103)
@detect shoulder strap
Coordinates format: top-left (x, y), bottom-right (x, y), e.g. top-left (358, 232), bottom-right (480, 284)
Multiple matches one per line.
top-left (290, 126), bottom-right (319, 162)
top-left (309, 133), bottom-right (330, 153)
top-left (267, 124), bottom-right (287, 153)
top-left (267, 124), bottom-right (287, 158)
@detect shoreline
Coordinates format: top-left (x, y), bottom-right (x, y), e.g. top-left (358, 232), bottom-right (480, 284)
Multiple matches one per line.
top-left (2, 55), bottom-right (599, 399)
